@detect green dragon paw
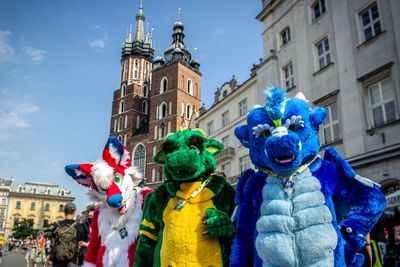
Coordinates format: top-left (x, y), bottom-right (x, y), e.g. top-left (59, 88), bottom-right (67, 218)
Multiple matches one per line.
top-left (202, 208), bottom-right (235, 238)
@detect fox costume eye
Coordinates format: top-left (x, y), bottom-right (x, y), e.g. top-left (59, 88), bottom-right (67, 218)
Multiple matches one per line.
top-left (114, 173), bottom-right (124, 185)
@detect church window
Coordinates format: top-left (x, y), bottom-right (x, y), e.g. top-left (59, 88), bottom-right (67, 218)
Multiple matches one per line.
top-left (121, 84), bottom-right (126, 97)
top-left (142, 101), bottom-right (148, 114)
top-left (133, 144), bottom-right (146, 178)
top-left (123, 60), bottom-right (128, 81)
top-left (119, 100), bottom-right (125, 113)
top-left (134, 59), bottom-right (139, 79)
top-left (119, 117), bottom-right (124, 131)
top-left (161, 77), bottom-right (168, 93)
top-left (186, 104), bottom-right (192, 119)
top-left (160, 123), bottom-right (166, 138)
top-left (160, 102), bottom-right (167, 118)
top-left (187, 79), bottom-right (193, 95)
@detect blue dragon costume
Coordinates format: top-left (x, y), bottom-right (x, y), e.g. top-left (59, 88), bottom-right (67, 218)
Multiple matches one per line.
top-left (230, 87), bottom-right (386, 267)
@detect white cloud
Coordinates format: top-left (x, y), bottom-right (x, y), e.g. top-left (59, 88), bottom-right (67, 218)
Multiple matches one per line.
top-left (0, 30), bottom-right (16, 62)
top-left (0, 92), bottom-right (39, 138)
top-left (23, 47), bottom-right (46, 63)
top-left (89, 33), bottom-right (109, 52)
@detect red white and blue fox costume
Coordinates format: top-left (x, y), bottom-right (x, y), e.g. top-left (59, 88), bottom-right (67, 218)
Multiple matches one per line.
top-left (65, 136), bottom-right (152, 267)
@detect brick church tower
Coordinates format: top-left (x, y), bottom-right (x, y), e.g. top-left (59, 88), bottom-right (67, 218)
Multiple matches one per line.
top-left (109, 2), bottom-right (201, 188)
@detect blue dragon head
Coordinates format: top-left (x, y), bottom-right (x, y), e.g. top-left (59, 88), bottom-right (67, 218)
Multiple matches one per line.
top-left (235, 87), bottom-right (326, 177)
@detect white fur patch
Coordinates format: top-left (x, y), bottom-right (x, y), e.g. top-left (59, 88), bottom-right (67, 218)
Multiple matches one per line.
top-left (92, 160), bottom-right (114, 189)
top-left (125, 167), bottom-right (142, 187)
top-left (97, 182), bottom-right (144, 267)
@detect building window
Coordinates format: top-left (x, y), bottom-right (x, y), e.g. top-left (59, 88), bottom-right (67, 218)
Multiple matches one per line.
top-left (0, 222), bottom-right (3, 229)
top-left (159, 123), bottom-right (166, 139)
top-left (282, 62), bottom-right (295, 89)
top-left (1, 198), bottom-right (6, 205)
top-left (221, 162), bottom-right (231, 177)
top-left (321, 102), bottom-right (341, 145)
top-left (0, 209), bottom-right (5, 217)
top-left (119, 100), bottom-right (125, 114)
top-left (187, 79), bottom-right (193, 95)
top-left (142, 100), bottom-right (148, 114)
top-left (159, 102), bottom-right (167, 119)
top-left (186, 104), bottom-right (192, 119)
top-left (315, 37), bottom-right (331, 70)
top-left (367, 77), bottom-right (397, 127)
top-left (206, 121), bottom-right (214, 136)
top-left (134, 59), bottom-right (139, 79)
top-left (18, 186), bottom-right (23, 193)
top-left (43, 219), bottom-right (49, 228)
top-left (280, 27), bottom-right (291, 46)
top-left (239, 155), bottom-right (251, 173)
top-left (238, 99), bottom-right (248, 117)
top-left (16, 201), bottom-right (21, 209)
top-left (221, 135), bottom-right (229, 148)
top-left (118, 117), bottom-right (124, 131)
top-left (30, 202), bottom-right (36, 211)
top-left (359, 2), bottom-right (382, 42)
top-left (32, 188), bottom-right (37, 194)
top-left (46, 188), bottom-right (51, 195)
top-left (222, 111), bottom-right (230, 127)
top-left (222, 90), bottom-right (227, 97)
top-left (160, 77), bottom-right (168, 93)
top-left (59, 204), bottom-right (64, 212)
top-left (13, 216), bottom-right (20, 227)
top-left (121, 84), bottom-right (126, 97)
top-left (312, 0), bottom-right (326, 21)
top-left (44, 203), bottom-right (50, 211)
top-left (133, 144), bottom-right (146, 178)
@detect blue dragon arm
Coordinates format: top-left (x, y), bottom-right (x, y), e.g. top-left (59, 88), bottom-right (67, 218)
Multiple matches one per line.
top-left (230, 169), bottom-right (265, 267)
top-left (324, 147), bottom-right (386, 266)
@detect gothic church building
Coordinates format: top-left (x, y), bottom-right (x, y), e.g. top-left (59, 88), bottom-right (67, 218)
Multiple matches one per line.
top-left (109, 2), bottom-right (201, 187)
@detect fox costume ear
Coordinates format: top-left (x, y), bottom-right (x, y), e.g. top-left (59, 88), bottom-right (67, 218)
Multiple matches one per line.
top-left (103, 136), bottom-right (132, 168)
top-left (235, 125), bottom-right (250, 148)
top-left (204, 139), bottom-right (224, 155)
top-left (65, 163), bottom-right (95, 189)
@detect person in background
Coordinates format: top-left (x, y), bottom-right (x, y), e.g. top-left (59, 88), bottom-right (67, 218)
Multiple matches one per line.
top-left (34, 232), bottom-right (46, 267)
top-left (25, 236), bottom-right (36, 267)
top-left (370, 213), bottom-right (387, 264)
top-left (77, 205), bottom-right (95, 266)
top-left (51, 202), bottom-right (84, 267)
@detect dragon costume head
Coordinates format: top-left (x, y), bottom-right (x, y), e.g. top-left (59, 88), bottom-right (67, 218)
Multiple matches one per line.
top-left (154, 128), bottom-right (224, 181)
top-left (235, 87), bottom-right (326, 177)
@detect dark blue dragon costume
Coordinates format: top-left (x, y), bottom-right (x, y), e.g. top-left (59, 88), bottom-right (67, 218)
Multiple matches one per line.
top-left (230, 87), bottom-right (386, 267)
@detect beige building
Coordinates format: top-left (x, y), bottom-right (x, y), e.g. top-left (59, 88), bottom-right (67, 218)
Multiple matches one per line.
top-left (4, 182), bottom-right (74, 240)
top-left (198, 0), bottom-right (400, 193)
top-left (197, 75), bottom-right (257, 183)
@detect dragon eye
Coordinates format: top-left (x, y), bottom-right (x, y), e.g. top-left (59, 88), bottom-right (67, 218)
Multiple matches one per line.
top-left (114, 173), bottom-right (124, 185)
top-left (189, 145), bottom-right (201, 154)
top-left (262, 129), bottom-right (271, 138)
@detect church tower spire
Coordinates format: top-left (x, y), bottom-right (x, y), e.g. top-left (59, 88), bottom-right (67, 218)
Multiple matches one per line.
top-left (134, 0), bottom-right (145, 41)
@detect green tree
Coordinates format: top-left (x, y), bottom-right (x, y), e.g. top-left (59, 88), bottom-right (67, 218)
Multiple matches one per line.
top-left (12, 218), bottom-right (34, 240)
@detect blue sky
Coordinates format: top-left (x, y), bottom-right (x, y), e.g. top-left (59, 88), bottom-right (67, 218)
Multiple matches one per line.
top-left (0, 0), bottom-right (263, 211)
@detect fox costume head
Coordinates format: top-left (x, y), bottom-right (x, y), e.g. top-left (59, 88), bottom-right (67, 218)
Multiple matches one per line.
top-left (65, 136), bottom-right (142, 214)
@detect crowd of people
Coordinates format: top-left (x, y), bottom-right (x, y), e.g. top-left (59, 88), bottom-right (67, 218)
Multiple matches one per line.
top-left (3, 202), bottom-right (94, 267)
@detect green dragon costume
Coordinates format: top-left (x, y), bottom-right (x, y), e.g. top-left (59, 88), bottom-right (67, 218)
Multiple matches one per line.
top-left (134, 128), bottom-right (236, 267)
